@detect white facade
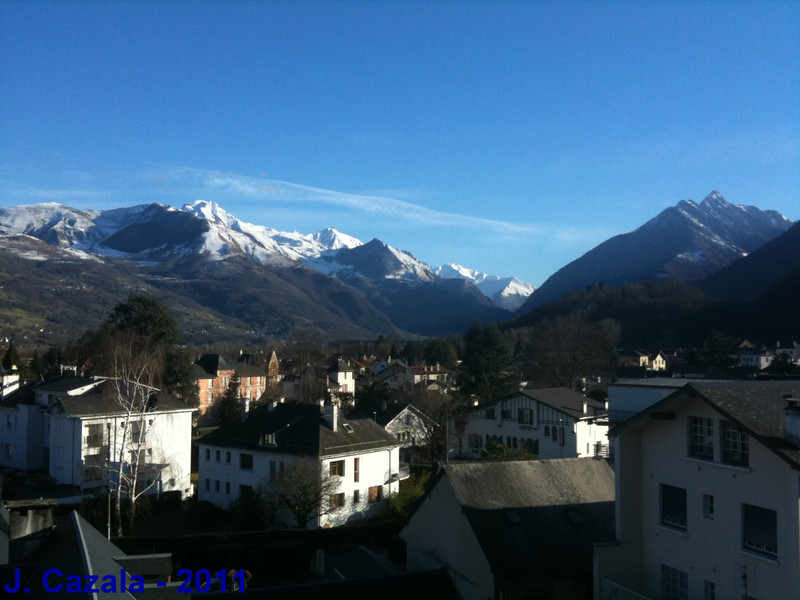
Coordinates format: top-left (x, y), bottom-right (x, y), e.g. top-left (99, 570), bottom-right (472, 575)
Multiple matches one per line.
top-left (197, 403), bottom-right (401, 528)
top-left (606, 378), bottom-right (686, 425)
top-left (48, 407), bottom-right (193, 497)
top-left (461, 389), bottom-right (607, 460)
top-left (596, 381), bottom-right (800, 600)
top-left (0, 377), bottom-right (194, 499)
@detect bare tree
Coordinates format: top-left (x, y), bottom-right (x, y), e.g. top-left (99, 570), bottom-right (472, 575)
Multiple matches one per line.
top-left (261, 461), bottom-right (341, 529)
top-left (100, 327), bottom-right (167, 535)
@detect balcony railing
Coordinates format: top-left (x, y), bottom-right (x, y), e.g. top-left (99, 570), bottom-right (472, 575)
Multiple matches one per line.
top-left (84, 434), bottom-right (105, 448)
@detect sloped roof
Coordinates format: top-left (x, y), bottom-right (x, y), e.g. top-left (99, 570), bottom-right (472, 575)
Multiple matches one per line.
top-left (328, 359), bottom-right (355, 374)
top-left (200, 402), bottom-right (400, 458)
top-left (53, 379), bottom-right (193, 418)
top-left (475, 388), bottom-right (604, 420)
top-left (615, 380), bottom-right (800, 468)
top-left (440, 459), bottom-right (615, 582)
top-left (350, 402), bottom-right (409, 426)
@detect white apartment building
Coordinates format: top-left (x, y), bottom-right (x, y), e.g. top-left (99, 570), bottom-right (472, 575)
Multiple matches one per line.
top-left (198, 402), bottom-right (402, 528)
top-left (596, 380), bottom-right (800, 600)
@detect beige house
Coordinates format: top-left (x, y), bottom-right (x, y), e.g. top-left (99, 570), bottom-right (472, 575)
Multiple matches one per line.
top-left (596, 380), bottom-right (800, 600)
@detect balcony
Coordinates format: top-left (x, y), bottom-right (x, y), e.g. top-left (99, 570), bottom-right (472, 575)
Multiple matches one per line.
top-left (386, 462), bottom-right (411, 483)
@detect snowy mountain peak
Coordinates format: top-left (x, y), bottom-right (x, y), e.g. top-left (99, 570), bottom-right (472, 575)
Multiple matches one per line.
top-left (181, 200), bottom-right (239, 228)
top-left (434, 263), bottom-right (535, 310)
top-left (311, 227), bottom-right (362, 251)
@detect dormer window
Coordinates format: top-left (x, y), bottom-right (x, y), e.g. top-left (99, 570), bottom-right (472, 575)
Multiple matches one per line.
top-left (262, 433), bottom-right (276, 446)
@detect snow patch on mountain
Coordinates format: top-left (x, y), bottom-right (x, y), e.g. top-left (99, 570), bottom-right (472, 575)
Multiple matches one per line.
top-left (435, 263), bottom-right (535, 310)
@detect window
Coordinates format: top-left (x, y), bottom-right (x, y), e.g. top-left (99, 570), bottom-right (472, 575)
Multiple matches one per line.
top-left (742, 503), bottom-right (777, 557)
top-left (485, 408), bottom-right (495, 420)
top-left (205, 448), bottom-right (210, 460)
top-left (518, 408), bottom-right (533, 425)
top-left (226, 451), bottom-right (231, 463)
top-left (551, 427), bottom-right (558, 441)
top-left (204, 478), bottom-right (210, 491)
top-left (215, 450), bottom-right (221, 462)
top-left (368, 485), bottom-right (382, 503)
top-left (353, 489), bottom-right (360, 504)
top-left (721, 420), bottom-right (749, 466)
top-left (559, 427), bottom-right (565, 447)
top-left (688, 416), bottom-right (714, 459)
top-left (130, 421), bottom-right (145, 444)
top-left (704, 580), bottom-right (715, 600)
top-left (544, 425), bottom-right (550, 437)
top-left (85, 423), bottom-right (104, 448)
top-left (703, 494), bottom-right (714, 519)
top-left (270, 460), bottom-right (277, 482)
top-left (660, 484), bottom-right (687, 530)
top-left (501, 409), bottom-right (512, 420)
top-left (330, 460), bottom-right (345, 477)
top-left (215, 480), bottom-right (220, 492)
top-left (240, 453), bottom-right (253, 470)
top-left (661, 565), bottom-right (688, 600)
top-left (83, 454), bottom-right (103, 482)
top-left (330, 492), bottom-right (345, 508)
top-left (353, 457), bottom-right (360, 482)
top-left (225, 482), bottom-right (230, 495)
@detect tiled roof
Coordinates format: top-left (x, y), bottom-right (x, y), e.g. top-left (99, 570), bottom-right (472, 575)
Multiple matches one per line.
top-left (440, 459), bottom-right (615, 582)
top-left (200, 402), bottom-right (400, 457)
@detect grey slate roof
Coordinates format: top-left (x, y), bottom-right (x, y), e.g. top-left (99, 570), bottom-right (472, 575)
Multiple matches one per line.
top-left (615, 380), bottom-right (800, 468)
top-left (440, 459), bottom-right (615, 583)
top-left (52, 379), bottom-right (193, 418)
top-left (200, 402), bottom-right (400, 458)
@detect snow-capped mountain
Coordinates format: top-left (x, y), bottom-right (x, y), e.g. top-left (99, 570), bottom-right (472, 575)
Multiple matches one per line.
top-left (519, 190), bottom-right (794, 312)
top-left (0, 200), bottom-right (518, 337)
top-left (435, 263), bottom-right (535, 310)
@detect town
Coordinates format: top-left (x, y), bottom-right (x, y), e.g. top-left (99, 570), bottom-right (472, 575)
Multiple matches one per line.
top-left (1, 293), bottom-right (799, 599)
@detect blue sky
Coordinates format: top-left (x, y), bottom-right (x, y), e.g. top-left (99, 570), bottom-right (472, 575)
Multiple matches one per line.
top-left (1, 0), bottom-right (798, 286)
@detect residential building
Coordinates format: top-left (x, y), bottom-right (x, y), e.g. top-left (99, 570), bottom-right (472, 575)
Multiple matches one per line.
top-left (595, 381), bottom-right (800, 600)
top-left (350, 402), bottom-right (434, 463)
top-left (461, 388), bottom-right (608, 459)
top-left (327, 358), bottom-right (356, 400)
top-left (403, 459), bottom-right (616, 600)
top-left (194, 354), bottom-right (268, 421)
top-left (198, 402), bottom-right (402, 527)
top-left (0, 377), bottom-right (194, 499)
top-left (0, 364), bottom-right (20, 399)
top-left (606, 378), bottom-right (688, 426)
top-left (374, 360), bottom-right (451, 393)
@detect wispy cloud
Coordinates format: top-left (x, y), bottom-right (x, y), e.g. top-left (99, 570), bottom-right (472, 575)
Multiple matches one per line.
top-left (162, 165), bottom-right (544, 235)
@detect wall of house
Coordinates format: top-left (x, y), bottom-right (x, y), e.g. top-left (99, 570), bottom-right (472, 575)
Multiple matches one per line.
top-left (321, 446), bottom-right (400, 527)
top-left (48, 410), bottom-right (193, 497)
top-left (575, 418), bottom-right (609, 458)
top-left (461, 395), bottom-right (579, 460)
top-left (402, 476), bottom-right (494, 600)
top-left (0, 404), bottom-right (46, 472)
top-left (197, 444), bottom-right (400, 527)
top-left (601, 399), bottom-right (800, 600)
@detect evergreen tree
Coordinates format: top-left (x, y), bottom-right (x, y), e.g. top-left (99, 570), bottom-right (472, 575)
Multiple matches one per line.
top-left (218, 371), bottom-right (242, 423)
top-left (458, 321), bottom-right (515, 400)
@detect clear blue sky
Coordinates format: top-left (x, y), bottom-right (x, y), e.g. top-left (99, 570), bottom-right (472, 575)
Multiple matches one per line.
top-left (1, 0), bottom-right (798, 286)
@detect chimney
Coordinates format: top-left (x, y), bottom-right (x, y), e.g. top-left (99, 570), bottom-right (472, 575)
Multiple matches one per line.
top-left (324, 404), bottom-right (338, 432)
top-left (784, 396), bottom-right (800, 447)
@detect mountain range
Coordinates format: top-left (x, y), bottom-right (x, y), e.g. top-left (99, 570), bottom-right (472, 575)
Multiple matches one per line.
top-left (0, 191), bottom-right (795, 346)
top-left (0, 201), bottom-right (529, 343)
top-left (519, 191), bottom-right (793, 311)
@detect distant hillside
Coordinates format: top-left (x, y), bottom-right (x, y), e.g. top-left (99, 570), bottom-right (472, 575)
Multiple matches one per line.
top-left (519, 191), bottom-right (793, 311)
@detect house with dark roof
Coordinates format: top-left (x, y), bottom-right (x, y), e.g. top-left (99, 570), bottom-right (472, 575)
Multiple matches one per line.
top-left (461, 388), bottom-right (608, 460)
top-left (373, 360), bottom-right (452, 393)
top-left (402, 459), bottom-right (616, 600)
top-left (194, 354), bottom-right (269, 423)
top-left (349, 402), bottom-right (434, 463)
top-left (198, 402), bottom-right (402, 528)
top-left (596, 380), bottom-right (800, 600)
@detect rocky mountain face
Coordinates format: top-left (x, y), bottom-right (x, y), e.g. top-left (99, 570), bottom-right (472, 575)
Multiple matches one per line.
top-left (0, 201), bottom-right (517, 341)
top-left (518, 191), bottom-right (794, 312)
